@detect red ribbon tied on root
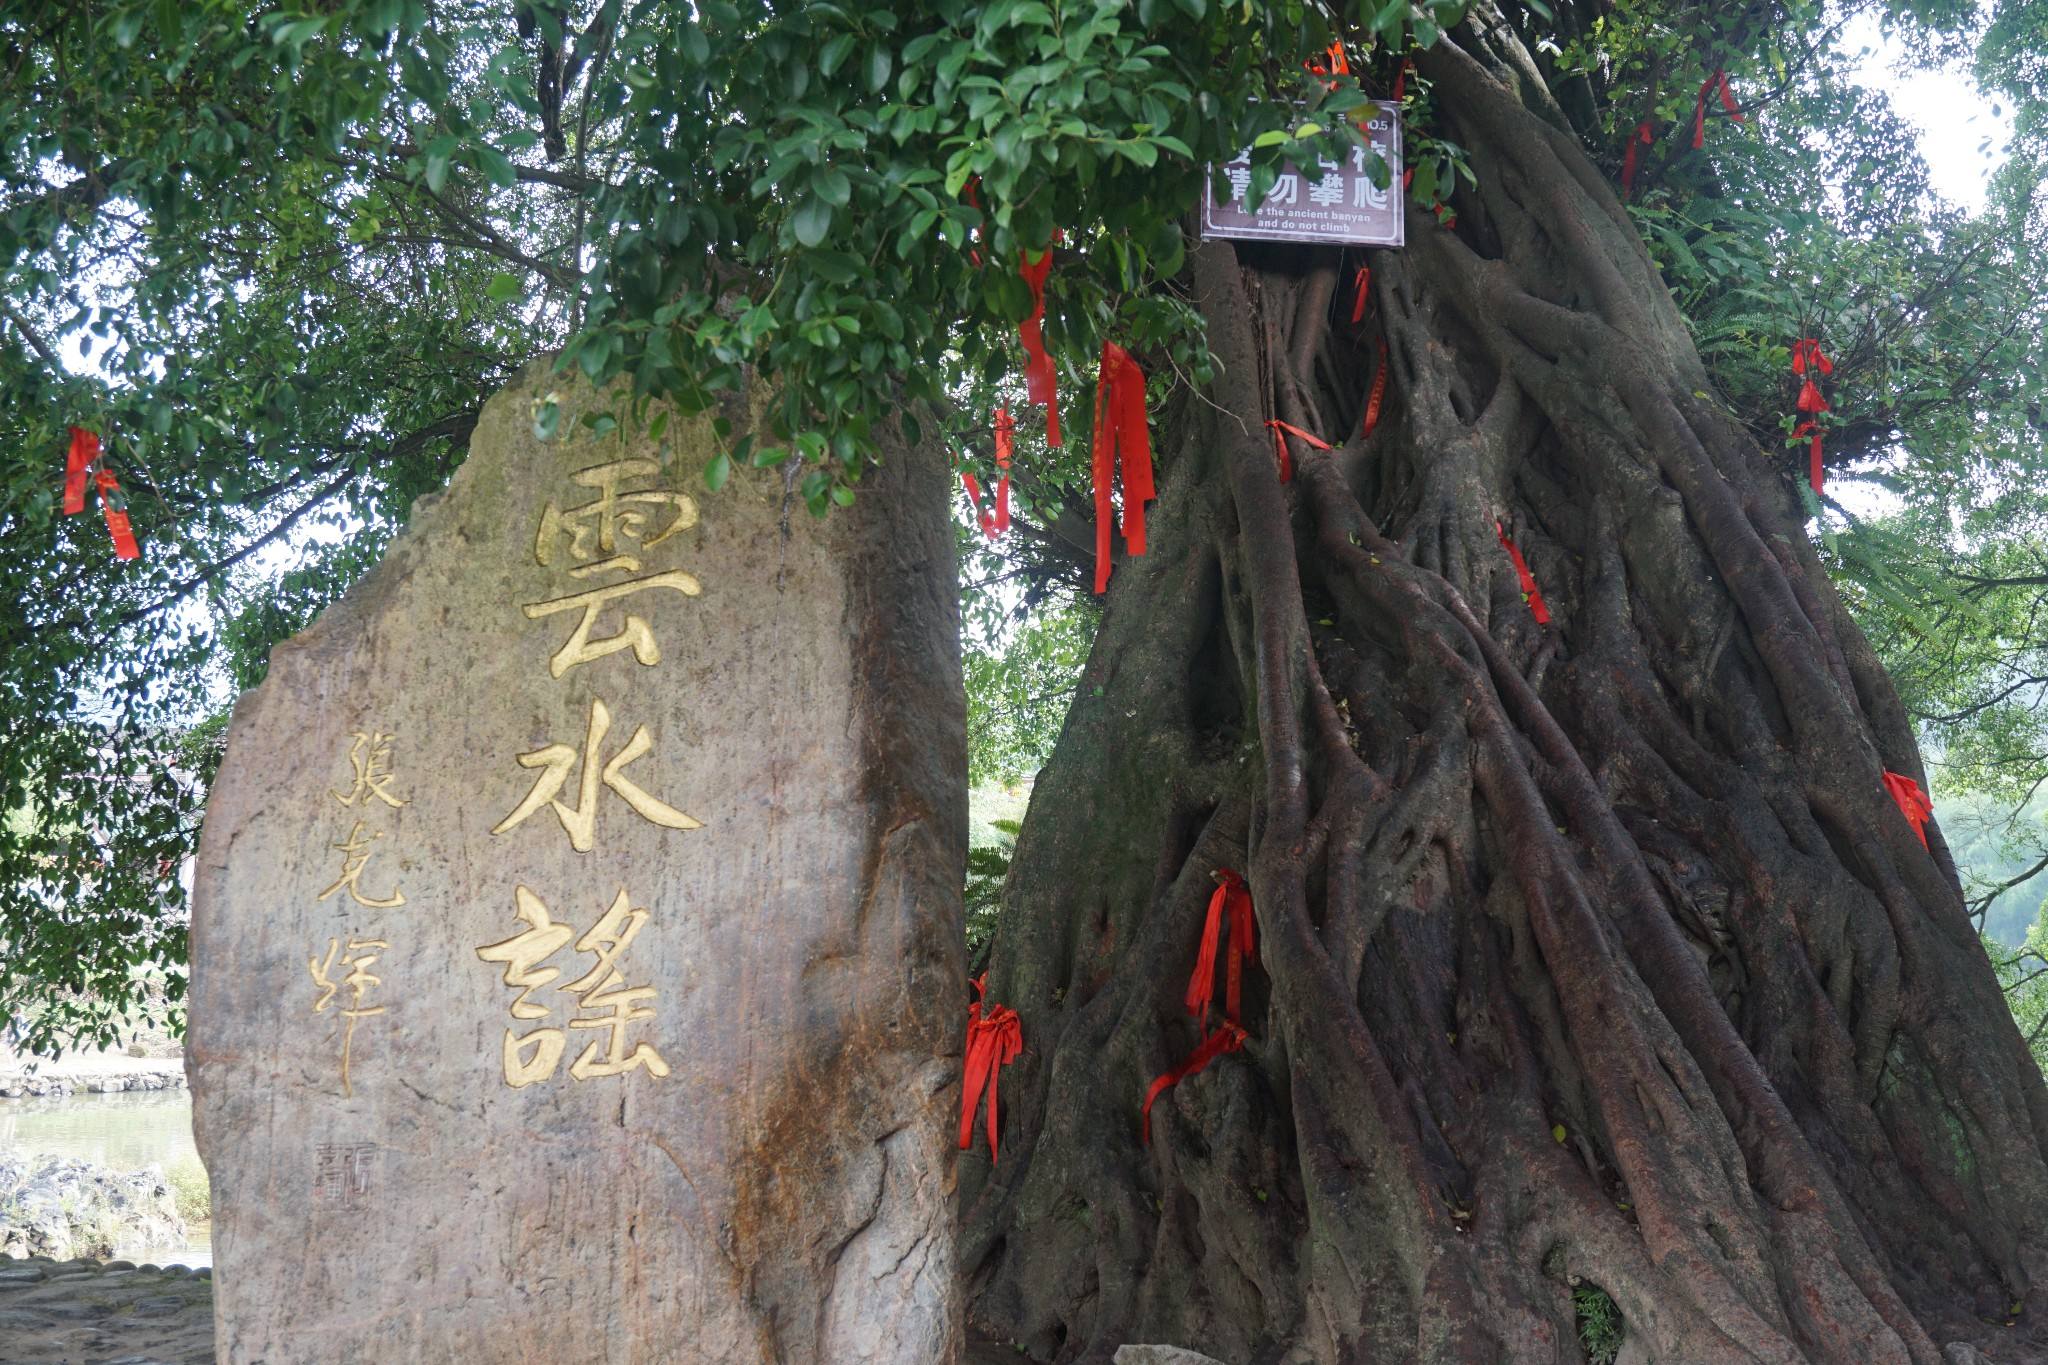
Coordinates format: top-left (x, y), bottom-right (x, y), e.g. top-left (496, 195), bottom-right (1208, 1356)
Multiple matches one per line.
top-left (1692, 69), bottom-right (1744, 150)
top-left (961, 974), bottom-right (1023, 1162)
top-left (62, 427), bottom-right (140, 560)
top-left (1141, 1020), bottom-right (1246, 1146)
top-left (1349, 265), bottom-right (1372, 324)
top-left (1883, 770), bottom-right (1934, 849)
top-left (1092, 341), bottom-right (1153, 594)
top-left (1264, 419), bottom-right (1330, 484)
top-left (1362, 337), bottom-right (1391, 439)
top-left (1184, 869), bottom-right (1257, 1027)
top-left (1144, 869), bottom-right (1258, 1146)
top-left (1495, 520), bottom-right (1552, 625)
top-left (1018, 245), bottom-right (1063, 448)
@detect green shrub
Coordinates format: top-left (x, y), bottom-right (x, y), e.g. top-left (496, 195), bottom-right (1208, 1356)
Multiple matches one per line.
top-left (1574, 1283), bottom-right (1623, 1365)
top-left (165, 1156), bottom-right (210, 1227)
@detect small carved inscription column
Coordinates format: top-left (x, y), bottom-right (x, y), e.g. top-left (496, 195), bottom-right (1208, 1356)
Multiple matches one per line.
top-left (189, 372), bottom-right (965, 1362)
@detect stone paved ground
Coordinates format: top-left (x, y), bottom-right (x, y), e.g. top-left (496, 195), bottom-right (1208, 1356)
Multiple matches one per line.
top-left (0, 1257), bottom-right (212, 1364)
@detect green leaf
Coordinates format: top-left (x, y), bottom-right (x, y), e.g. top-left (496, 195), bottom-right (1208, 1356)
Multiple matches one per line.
top-left (792, 198), bottom-right (833, 248)
top-left (486, 272), bottom-right (522, 303)
top-left (704, 450), bottom-right (732, 490)
top-left (820, 34), bottom-right (857, 78)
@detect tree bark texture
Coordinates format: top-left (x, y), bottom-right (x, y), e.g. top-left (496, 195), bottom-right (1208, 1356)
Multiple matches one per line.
top-left (960, 22), bottom-right (2048, 1365)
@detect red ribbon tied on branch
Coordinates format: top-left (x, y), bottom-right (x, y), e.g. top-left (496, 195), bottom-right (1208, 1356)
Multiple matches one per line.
top-left (1792, 336), bottom-right (1832, 415)
top-left (1495, 520), bottom-right (1552, 625)
top-left (1264, 419), bottom-right (1330, 484)
top-left (1306, 40), bottom-right (1348, 80)
top-left (1621, 121), bottom-right (1654, 198)
top-left (992, 407), bottom-right (1014, 533)
top-left (1882, 771), bottom-right (1934, 849)
top-left (1092, 341), bottom-right (1154, 595)
top-left (1018, 244), bottom-right (1063, 448)
top-left (961, 974), bottom-right (1024, 1161)
top-left (961, 472), bottom-right (995, 537)
top-left (1692, 69), bottom-right (1744, 150)
top-left (1795, 420), bottom-right (1824, 497)
top-left (1349, 265), bottom-right (1372, 324)
top-left (62, 427), bottom-right (140, 560)
top-left (1141, 1020), bottom-right (1246, 1146)
top-left (1362, 337), bottom-right (1391, 438)
top-left (1184, 869), bottom-right (1257, 1027)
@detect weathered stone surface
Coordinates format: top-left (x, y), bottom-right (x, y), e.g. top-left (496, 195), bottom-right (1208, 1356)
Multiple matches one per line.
top-left (1111, 1347), bottom-right (1234, 1365)
top-left (189, 370), bottom-right (966, 1361)
top-left (0, 1256), bottom-right (213, 1365)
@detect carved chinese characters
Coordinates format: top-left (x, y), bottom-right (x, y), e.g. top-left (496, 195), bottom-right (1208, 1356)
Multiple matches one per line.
top-left (480, 456), bottom-right (702, 1085)
top-left (191, 372), bottom-right (966, 1361)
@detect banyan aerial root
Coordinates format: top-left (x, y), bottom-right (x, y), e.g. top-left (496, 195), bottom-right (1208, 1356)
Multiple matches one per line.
top-left (960, 15), bottom-right (2048, 1365)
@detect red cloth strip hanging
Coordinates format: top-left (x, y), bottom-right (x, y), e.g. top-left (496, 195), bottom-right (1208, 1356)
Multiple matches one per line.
top-left (1264, 419), bottom-right (1330, 484)
top-left (1495, 520), bottom-right (1551, 625)
top-left (1795, 421), bottom-right (1824, 496)
top-left (993, 407), bottom-right (1015, 533)
top-left (1882, 771), bottom-right (1934, 849)
top-left (961, 975), bottom-right (1024, 1161)
top-left (1184, 869), bottom-right (1256, 1027)
top-left (1392, 56), bottom-right (1411, 102)
top-left (95, 465), bottom-right (139, 560)
top-left (63, 427), bottom-right (139, 559)
top-left (1142, 1021), bottom-right (1246, 1146)
top-left (1018, 244), bottom-right (1063, 447)
top-left (1306, 40), bottom-right (1348, 79)
top-left (1791, 337), bottom-right (1833, 376)
top-left (1362, 337), bottom-right (1390, 438)
top-left (1349, 265), bottom-right (1372, 324)
top-left (1091, 341), bottom-right (1154, 594)
top-left (961, 471), bottom-right (995, 538)
top-left (1692, 69), bottom-right (1743, 150)
top-left (64, 427), bottom-right (97, 515)
top-left (1621, 121), bottom-right (1654, 198)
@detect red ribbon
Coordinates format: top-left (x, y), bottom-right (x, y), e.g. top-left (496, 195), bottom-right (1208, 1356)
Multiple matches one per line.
top-left (1882, 770), bottom-right (1934, 849)
top-left (62, 427), bottom-right (140, 560)
top-left (1795, 420), bottom-right (1824, 496)
top-left (992, 407), bottom-right (1014, 533)
top-left (1392, 56), bottom-right (1410, 103)
top-left (1495, 520), bottom-right (1551, 625)
top-left (1142, 1021), bottom-right (1246, 1146)
top-left (1306, 40), bottom-right (1348, 81)
top-left (1092, 341), bottom-right (1153, 594)
top-left (1791, 337), bottom-right (1833, 377)
top-left (1349, 265), bottom-right (1372, 324)
top-left (961, 471), bottom-right (996, 538)
top-left (1184, 869), bottom-right (1256, 1027)
top-left (1362, 337), bottom-right (1390, 438)
top-left (961, 975), bottom-right (1023, 1161)
top-left (1018, 244), bottom-right (1062, 447)
top-left (63, 426), bottom-right (97, 515)
top-left (1692, 69), bottom-right (1743, 150)
top-left (1621, 121), bottom-right (1654, 198)
top-left (1264, 419), bottom-right (1329, 484)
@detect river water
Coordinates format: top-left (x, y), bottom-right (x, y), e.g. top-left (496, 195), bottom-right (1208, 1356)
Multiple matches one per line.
top-left (0, 1090), bottom-right (211, 1268)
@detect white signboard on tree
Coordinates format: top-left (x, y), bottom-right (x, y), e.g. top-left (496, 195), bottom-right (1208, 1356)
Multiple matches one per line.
top-left (1202, 101), bottom-right (1404, 247)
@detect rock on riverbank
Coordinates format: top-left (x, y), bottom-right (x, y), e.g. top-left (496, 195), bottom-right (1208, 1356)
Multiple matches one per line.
top-left (0, 1154), bottom-right (186, 1263)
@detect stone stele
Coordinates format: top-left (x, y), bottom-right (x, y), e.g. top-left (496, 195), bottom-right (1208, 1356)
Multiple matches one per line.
top-left (188, 369), bottom-right (966, 1362)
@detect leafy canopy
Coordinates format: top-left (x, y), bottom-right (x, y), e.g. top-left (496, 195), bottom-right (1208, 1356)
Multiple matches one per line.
top-left (6, 0), bottom-right (2048, 1046)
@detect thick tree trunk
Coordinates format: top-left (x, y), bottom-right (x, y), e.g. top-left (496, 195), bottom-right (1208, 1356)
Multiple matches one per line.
top-left (960, 23), bottom-right (2048, 1365)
